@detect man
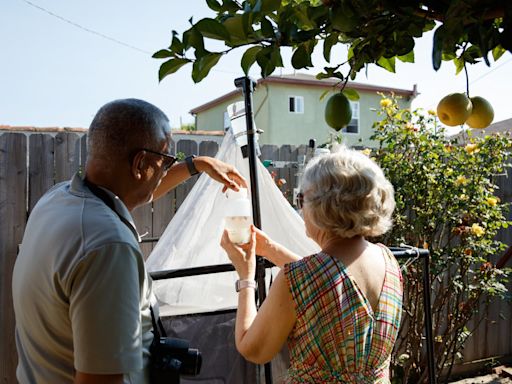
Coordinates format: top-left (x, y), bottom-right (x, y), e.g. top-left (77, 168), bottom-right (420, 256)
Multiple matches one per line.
top-left (12, 99), bottom-right (246, 384)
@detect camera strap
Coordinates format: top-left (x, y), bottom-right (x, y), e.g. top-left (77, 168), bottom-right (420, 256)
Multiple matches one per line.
top-left (83, 178), bottom-right (139, 242)
top-left (83, 177), bottom-right (168, 341)
top-left (150, 305), bottom-right (168, 338)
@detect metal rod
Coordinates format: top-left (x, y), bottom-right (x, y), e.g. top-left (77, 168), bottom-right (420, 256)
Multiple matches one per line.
top-left (422, 252), bottom-right (437, 384)
top-left (234, 76), bottom-right (272, 384)
top-left (148, 243), bottom-right (435, 383)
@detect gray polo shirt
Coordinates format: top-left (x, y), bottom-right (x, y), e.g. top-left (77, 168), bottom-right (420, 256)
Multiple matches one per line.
top-left (12, 173), bottom-right (155, 383)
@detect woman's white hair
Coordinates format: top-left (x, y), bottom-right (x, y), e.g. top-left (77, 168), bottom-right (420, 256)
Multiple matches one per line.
top-left (301, 146), bottom-right (395, 238)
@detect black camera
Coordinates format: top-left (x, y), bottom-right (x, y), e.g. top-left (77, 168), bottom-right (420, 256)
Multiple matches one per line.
top-left (150, 337), bottom-right (202, 384)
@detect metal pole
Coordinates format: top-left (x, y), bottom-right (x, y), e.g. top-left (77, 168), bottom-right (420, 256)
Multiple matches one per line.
top-left (234, 76), bottom-right (273, 384)
top-left (422, 253), bottom-right (437, 384)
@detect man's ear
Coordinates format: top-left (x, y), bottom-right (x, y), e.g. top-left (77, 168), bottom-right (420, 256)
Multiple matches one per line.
top-left (131, 150), bottom-right (146, 180)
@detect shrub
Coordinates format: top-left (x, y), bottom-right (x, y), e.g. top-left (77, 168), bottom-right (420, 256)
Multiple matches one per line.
top-left (368, 95), bottom-right (512, 383)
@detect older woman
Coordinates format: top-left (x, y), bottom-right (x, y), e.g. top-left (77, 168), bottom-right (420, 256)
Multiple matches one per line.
top-left (220, 147), bottom-right (403, 383)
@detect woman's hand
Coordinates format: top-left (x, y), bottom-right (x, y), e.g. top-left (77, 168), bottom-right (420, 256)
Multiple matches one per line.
top-left (241, 225), bottom-right (302, 267)
top-left (240, 225), bottom-right (274, 259)
top-left (221, 229), bottom-right (256, 280)
top-left (195, 156), bottom-right (247, 192)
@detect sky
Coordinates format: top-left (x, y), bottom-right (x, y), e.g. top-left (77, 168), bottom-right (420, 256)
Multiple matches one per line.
top-left (2, 0), bottom-right (511, 133)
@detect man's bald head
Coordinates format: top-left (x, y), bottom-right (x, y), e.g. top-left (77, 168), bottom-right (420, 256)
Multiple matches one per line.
top-left (87, 99), bottom-right (171, 163)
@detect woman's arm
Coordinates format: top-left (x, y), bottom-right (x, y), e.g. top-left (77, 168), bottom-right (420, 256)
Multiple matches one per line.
top-left (245, 226), bottom-right (302, 268)
top-left (153, 156), bottom-right (247, 200)
top-left (220, 230), bottom-right (296, 364)
top-left (234, 272), bottom-right (296, 364)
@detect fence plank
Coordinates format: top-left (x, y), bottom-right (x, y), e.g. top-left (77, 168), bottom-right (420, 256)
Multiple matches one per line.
top-left (0, 133), bottom-right (27, 384)
top-left (152, 191), bottom-right (175, 241)
top-left (278, 144), bottom-right (295, 162)
top-left (260, 145), bottom-right (279, 161)
top-left (28, 134), bottom-right (55, 212)
top-left (80, 134), bottom-right (87, 170)
top-left (132, 203), bottom-right (154, 259)
top-left (54, 132), bottom-right (80, 183)
top-left (3, 131), bottom-right (512, 381)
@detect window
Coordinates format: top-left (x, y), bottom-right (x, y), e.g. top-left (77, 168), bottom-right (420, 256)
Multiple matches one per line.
top-left (342, 101), bottom-right (360, 134)
top-left (289, 96), bottom-right (304, 113)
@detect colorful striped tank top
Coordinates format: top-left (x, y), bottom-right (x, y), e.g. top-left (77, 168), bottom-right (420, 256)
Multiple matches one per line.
top-left (283, 245), bottom-right (403, 383)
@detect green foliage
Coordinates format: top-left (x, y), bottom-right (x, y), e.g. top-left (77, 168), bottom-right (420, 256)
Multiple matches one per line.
top-left (153, 0), bottom-right (511, 83)
top-left (369, 95), bottom-right (512, 382)
top-left (179, 123), bottom-right (196, 132)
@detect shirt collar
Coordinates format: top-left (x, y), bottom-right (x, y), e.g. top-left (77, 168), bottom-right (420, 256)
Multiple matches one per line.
top-left (70, 172), bottom-right (141, 242)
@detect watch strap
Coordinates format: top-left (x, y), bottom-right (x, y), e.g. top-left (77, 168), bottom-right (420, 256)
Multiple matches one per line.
top-left (185, 155), bottom-right (199, 176)
top-left (235, 279), bottom-right (257, 292)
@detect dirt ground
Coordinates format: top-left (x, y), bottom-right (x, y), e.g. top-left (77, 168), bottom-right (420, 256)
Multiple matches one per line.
top-left (449, 371), bottom-right (512, 384)
top-left (449, 375), bottom-right (512, 383)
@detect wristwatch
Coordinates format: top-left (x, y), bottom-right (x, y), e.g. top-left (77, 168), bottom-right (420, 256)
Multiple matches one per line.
top-left (185, 155), bottom-right (199, 176)
top-left (235, 279), bottom-right (257, 292)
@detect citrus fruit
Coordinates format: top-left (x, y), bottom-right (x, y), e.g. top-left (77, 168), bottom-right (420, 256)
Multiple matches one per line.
top-left (325, 93), bottom-right (352, 131)
top-left (436, 93), bottom-right (473, 126)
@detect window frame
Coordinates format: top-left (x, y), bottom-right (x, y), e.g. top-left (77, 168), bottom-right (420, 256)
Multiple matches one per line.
top-left (288, 96), bottom-right (304, 114)
top-left (342, 101), bottom-right (360, 134)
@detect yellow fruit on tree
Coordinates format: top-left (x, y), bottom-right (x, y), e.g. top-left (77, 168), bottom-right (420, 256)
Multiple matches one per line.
top-left (325, 93), bottom-right (352, 131)
top-left (466, 96), bottom-right (494, 129)
top-left (436, 93), bottom-right (473, 127)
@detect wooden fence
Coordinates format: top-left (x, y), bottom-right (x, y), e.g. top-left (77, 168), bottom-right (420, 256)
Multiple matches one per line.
top-left (1, 131), bottom-right (511, 383)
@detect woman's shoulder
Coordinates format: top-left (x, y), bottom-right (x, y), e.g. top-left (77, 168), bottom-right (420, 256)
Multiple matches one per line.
top-left (285, 252), bottom-right (328, 270)
top-left (375, 243), bottom-right (403, 281)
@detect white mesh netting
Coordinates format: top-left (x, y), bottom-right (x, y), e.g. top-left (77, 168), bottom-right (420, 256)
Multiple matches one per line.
top-left (146, 103), bottom-right (320, 316)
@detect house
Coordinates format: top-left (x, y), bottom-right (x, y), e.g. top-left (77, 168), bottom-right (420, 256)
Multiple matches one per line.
top-left (190, 73), bottom-right (418, 147)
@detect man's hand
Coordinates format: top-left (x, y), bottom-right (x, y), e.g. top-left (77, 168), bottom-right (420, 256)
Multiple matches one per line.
top-left (194, 156), bottom-right (247, 192)
top-left (153, 156), bottom-right (247, 200)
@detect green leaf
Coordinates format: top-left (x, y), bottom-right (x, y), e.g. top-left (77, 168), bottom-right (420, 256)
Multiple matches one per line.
top-left (291, 44), bottom-right (312, 69)
top-left (260, 17), bottom-right (275, 38)
top-left (256, 47), bottom-right (276, 77)
top-left (221, 0), bottom-right (241, 12)
top-left (152, 49), bottom-right (173, 59)
top-left (158, 58), bottom-right (191, 82)
top-left (183, 27), bottom-right (204, 51)
top-left (292, 2), bottom-right (316, 30)
top-left (323, 33), bottom-right (338, 62)
top-left (169, 31), bottom-right (184, 55)
top-left (319, 89), bottom-right (330, 101)
top-left (261, 0), bottom-right (281, 13)
top-left (270, 46), bottom-right (283, 68)
top-left (454, 57), bottom-right (465, 75)
top-left (343, 88), bottom-right (360, 101)
top-left (432, 26), bottom-right (444, 71)
top-left (397, 50), bottom-right (415, 63)
top-left (316, 72), bottom-right (333, 80)
top-left (195, 18), bottom-right (230, 41)
top-left (492, 45), bottom-right (506, 61)
top-left (192, 53), bottom-right (222, 83)
top-left (222, 14), bottom-right (254, 46)
top-left (205, 0), bottom-right (221, 11)
top-left (241, 46), bottom-right (262, 74)
top-left (377, 56), bottom-right (395, 72)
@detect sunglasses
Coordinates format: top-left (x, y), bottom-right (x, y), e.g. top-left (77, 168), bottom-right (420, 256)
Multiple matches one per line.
top-left (140, 148), bottom-right (177, 171)
top-left (296, 192), bottom-right (304, 209)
